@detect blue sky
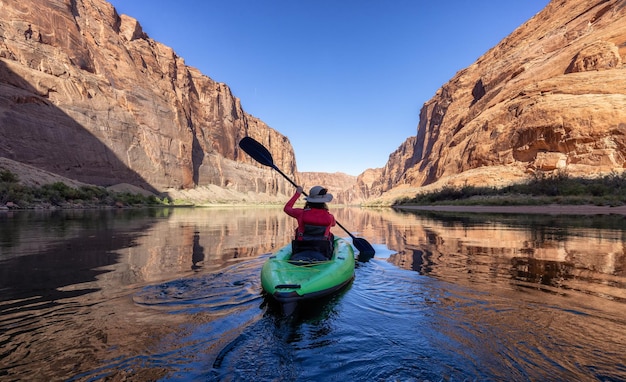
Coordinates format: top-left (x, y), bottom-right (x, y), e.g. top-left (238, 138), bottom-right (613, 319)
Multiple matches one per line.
top-left (108, 0), bottom-right (550, 175)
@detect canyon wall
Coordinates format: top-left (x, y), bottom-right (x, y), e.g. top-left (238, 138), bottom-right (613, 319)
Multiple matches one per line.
top-left (3, 0), bottom-right (626, 206)
top-left (296, 172), bottom-right (356, 205)
top-left (364, 0), bottom-right (626, 203)
top-left (0, 0), bottom-right (296, 199)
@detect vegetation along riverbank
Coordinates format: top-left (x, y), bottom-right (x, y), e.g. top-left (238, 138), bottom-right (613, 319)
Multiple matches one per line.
top-left (5, 167), bottom-right (626, 212)
top-left (394, 172), bottom-right (626, 211)
top-left (0, 169), bottom-right (165, 210)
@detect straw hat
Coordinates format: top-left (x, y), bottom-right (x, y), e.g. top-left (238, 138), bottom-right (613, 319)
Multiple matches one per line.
top-left (305, 186), bottom-right (333, 203)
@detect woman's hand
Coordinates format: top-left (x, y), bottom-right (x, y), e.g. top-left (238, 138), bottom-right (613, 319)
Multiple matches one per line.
top-left (296, 186), bottom-right (303, 194)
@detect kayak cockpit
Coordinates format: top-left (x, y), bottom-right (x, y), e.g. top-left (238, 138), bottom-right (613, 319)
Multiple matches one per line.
top-left (289, 239), bottom-right (334, 263)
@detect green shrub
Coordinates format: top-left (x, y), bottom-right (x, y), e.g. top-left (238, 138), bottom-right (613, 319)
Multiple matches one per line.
top-left (114, 192), bottom-right (163, 206)
top-left (0, 169), bottom-right (19, 183)
top-left (397, 172), bottom-right (626, 206)
top-left (0, 182), bottom-right (33, 205)
top-left (0, 176), bottom-right (164, 208)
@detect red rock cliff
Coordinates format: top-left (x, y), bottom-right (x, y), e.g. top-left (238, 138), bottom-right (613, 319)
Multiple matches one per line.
top-left (371, 0), bottom-right (626, 202)
top-left (0, 0), bottom-right (296, 196)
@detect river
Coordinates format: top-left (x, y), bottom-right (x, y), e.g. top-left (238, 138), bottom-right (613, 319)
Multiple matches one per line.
top-left (1, 207), bottom-right (625, 381)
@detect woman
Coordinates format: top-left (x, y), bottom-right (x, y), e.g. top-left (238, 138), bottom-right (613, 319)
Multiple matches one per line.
top-left (284, 185), bottom-right (336, 259)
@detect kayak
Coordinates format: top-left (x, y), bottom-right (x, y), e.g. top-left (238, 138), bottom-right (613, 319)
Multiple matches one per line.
top-left (261, 238), bottom-right (355, 311)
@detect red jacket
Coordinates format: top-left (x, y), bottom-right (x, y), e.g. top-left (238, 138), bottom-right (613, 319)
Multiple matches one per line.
top-left (284, 190), bottom-right (336, 240)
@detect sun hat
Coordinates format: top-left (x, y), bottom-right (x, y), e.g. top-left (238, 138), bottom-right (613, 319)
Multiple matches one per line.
top-left (305, 186), bottom-right (333, 203)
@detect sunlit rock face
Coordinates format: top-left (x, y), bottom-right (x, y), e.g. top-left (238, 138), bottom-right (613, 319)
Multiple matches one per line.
top-left (370, 0), bottom-right (626, 201)
top-left (0, 0), bottom-right (296, 196)
top-left (3, 0), bottom-right (625, 205)
top-left (296, 172), bottom-right (357, 205)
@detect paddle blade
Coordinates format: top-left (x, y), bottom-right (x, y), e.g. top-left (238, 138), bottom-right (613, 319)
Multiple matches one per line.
top-left (239, 137), bottom-right (275, 168)
top-left (353, 237), bottom-right (375, 262)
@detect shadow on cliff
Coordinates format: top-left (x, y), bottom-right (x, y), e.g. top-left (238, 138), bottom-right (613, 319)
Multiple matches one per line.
top-left (0, 60), bottom-right (159, 194)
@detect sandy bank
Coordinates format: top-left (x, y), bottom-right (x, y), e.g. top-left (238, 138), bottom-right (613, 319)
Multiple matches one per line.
top-left (394, 204), bottom-right (626, 215)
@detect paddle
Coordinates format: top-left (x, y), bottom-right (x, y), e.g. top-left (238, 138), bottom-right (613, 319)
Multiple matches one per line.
top-left (239, 136), bottom-right (375, 261)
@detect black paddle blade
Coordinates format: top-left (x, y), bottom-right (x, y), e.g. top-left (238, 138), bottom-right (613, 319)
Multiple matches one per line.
top-left (353, 238), bottom-right (375, 262)
top-left (239, 136), bottom-right (275, 168)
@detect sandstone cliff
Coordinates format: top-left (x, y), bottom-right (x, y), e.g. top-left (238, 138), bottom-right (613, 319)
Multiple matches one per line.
top-left (296, 172), bottom-right (357, 205)
top-left (334, 167), bottom-right (383, 205)
top-left (367, 0), bottom-right (626, 204)
top-left (0, 0), bottom-right (296, 201)
top-left (4, 0), bottom-right (625, 207)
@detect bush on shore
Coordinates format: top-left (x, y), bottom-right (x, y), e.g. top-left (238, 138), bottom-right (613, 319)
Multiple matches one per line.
top-left (394, 172), bottom-right (626, 207)
top-left (0, 169), bottom-right (167, 208)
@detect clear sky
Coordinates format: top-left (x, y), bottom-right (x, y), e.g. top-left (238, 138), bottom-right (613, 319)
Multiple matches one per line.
top-left (107, 0), bottom-right (550, 176)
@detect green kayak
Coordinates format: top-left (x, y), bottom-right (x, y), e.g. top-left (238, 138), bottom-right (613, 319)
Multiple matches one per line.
top-left (261, 238), bottom-right (355, 310)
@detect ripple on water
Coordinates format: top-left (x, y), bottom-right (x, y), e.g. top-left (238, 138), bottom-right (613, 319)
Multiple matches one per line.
top-left (69, 258), bottom-right (268, 381)
top-left (133, 257), bottom-right (265, 315)
top-left (350, 258), bottom-right (433, 317)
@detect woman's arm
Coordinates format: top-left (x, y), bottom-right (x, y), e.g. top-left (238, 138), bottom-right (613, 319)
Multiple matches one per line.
top-left (283, 187), bottom-right (303, 217)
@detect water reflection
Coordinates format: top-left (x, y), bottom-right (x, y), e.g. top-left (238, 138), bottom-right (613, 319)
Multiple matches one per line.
top-left (192, 231), bottom-right (204, 270)
top-left (1, 207), bottom-right (625, 381)
top-left (0, 209), bottom-right (160, 305)
top-left (385, 210), bottom-right (626, 302)
top-left (0, 207), bottom-right (295, 380)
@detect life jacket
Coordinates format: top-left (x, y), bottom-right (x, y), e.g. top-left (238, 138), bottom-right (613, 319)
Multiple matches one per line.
top-left (295, 209), bottom-right (333, 241)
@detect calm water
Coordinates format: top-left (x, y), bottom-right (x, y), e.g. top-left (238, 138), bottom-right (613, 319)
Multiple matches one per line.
top-left (1, 207), bottom-right (625, 381)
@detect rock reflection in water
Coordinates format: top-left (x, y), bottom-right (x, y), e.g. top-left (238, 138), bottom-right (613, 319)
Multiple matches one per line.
top-left (0, 207), bottom-right (294, 381)
top-left (2, 207), bottom-right (626, 381)
top-left (387, 210), bottom-right (626, 301)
